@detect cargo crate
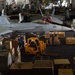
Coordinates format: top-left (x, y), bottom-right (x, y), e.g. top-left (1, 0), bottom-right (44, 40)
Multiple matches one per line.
top-left (44, 34), bottom-right (50, 38)
top-left (58, 69), bottom-right (73, 75)
top-left (54, 59), bottom-right (71, 75)
top-left (66, 37), bottom-right (75, 44)
top-left (49, 32), bottom-right (65, 38)
top-left (33, 60), bottom-right (54, 75)
top-left (8, 62), bottom-right (33, 75)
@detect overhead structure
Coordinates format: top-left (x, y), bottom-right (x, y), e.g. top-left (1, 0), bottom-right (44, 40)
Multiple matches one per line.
top-left (0, 0), bottom-right (4, 11)
top-left (14, 0), bottom-right (30, 5)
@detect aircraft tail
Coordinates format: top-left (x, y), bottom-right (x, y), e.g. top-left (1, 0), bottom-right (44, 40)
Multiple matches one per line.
top-left (39, 6), bottom-right (44, 17)
top-left (51, 7), bottom-right (55, 16)
top-left (0, 9), bottom-right (10, 24)
top-left (18, 13), bottom-right (24, 23)
top-left (1, 9), bottom-right (4, 16)
top-left (39, 5), bottom-right (55, 17)
top-left (62, 0), bottom-right (66, 7)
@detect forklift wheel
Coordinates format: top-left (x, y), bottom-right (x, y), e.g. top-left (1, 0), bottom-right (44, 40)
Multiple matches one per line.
top-left (36, 52), bottom-right (41, 57)
top-left (26, 52), bottom-right (30, 55)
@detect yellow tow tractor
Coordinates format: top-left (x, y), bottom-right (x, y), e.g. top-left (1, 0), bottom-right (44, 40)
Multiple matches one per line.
top-left (25, 37), bottom-right (46, 56)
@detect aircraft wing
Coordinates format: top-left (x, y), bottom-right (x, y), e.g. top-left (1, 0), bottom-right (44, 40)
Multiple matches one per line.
top-left (53, 15), bottom-right (65, 21)
top-left (51, 16), bottom-right (63, 24)
top-left (0, 27), bottom-right (13, 35)
top-left (0, 16), bottom-right (10, 24)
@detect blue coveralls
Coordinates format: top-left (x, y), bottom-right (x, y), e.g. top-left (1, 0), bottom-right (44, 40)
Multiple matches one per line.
top-left (18, 38), bottom-right (25, 62)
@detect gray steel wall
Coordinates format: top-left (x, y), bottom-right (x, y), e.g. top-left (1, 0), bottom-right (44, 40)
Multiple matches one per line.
top-left (72, 0), bottom-right (75, 9)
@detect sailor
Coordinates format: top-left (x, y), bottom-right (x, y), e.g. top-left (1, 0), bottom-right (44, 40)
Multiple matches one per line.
top-left (51, 34), bottom-right (55, 45)
top-left (18, 36), bottom-right (25, 62)
top-left (17, 45), bottom-right (21, 62)
top-left (8, 51), bottom-right (12, 66)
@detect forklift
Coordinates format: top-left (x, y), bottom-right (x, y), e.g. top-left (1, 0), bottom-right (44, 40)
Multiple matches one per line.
top-left (25, 37), bottom-right (46, 56)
